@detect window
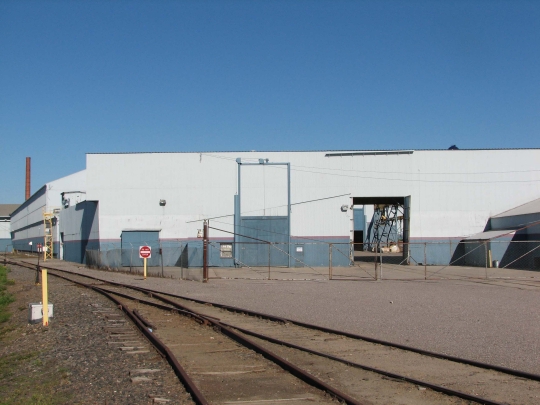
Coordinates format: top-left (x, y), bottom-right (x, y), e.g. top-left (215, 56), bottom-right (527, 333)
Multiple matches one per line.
top-left (220, 243), bottom-right (233, 258)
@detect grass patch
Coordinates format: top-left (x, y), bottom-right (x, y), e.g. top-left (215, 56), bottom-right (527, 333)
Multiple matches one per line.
top-left (0, 351), bottom-right (39, 380)
top-left (0, 265), bottom-right (15, 323)
top-left (0, 351), bottom-right (71, 404)
top-left (0, 266), bottom-right (72, 405)
top-left (0, 350), bottom-right (72, 405)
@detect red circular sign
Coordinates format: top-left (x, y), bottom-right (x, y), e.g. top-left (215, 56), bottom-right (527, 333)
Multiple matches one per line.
top-left (139, 246), bottom-right (151, 258)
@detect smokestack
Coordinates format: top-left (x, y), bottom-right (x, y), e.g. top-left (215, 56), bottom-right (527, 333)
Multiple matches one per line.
top-left (25, 157), bottom-right (31, 200)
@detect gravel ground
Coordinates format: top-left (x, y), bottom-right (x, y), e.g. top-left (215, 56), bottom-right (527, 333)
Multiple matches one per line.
top-left (1, 264), bottom-right (192, 405)
top-left (19, 258), bottom-right (540, 375)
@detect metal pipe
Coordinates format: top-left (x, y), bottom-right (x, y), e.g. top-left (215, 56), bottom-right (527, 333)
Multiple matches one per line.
top-left (374, 245), bottom-right (378, 281)
top-left (3, 245), bottom-right (8, 266)
top-left (403, 196), bottom-right (411, 264)
top-left (424, 242), bottom-right (427, 280)
top-left (380, 248), bottom-right (383, 281)
top-left (329, 243), bottom-right (333, 280)
top-left (235, 160), bottom-right (241, 267)
top-left (203, 220), bottom-right (208, 282)
top-left (42, 269), bottom-right (48, 326)
top-left (160, 244), bottom-right (164, 277)
top-left (287, 162), bottom-right (291, 268)
top-left (143, 257), bottom-right (147, 280)
top-left (268, 242), bottom-right (271, 280)
top-left (484, 242), bottom-right (488, 279)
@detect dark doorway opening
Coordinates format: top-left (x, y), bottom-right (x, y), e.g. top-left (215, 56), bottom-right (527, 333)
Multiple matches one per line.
top-left (353, 231), bottom-right (364, 251)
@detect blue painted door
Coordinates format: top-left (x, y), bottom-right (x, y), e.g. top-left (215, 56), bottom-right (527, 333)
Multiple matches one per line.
top-left (121, 231), bottom-right (160, 267)
top-left (238, 216), bottom-right (288, 267)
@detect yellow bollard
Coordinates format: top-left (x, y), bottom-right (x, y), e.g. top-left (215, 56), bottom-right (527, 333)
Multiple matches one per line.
top-left (143, 257), bottom-right (147, 280)
top-left (42, 269), bottom-right (49, 326)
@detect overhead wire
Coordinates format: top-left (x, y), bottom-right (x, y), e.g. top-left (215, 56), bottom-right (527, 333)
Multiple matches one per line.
top-left (201, 153), bottom-right (540, 183)
top-left (185, 193), bottom-right (350, 224)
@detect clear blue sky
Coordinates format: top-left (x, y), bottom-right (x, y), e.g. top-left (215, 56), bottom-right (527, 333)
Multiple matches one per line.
top-left (1, 0), bottom-right (539, 204)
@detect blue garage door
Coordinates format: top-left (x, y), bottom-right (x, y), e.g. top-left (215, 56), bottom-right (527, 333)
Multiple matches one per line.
top-left (121, 231), bottom-right (160, 267)
top-left (238, 216), bottom-right (289, 267)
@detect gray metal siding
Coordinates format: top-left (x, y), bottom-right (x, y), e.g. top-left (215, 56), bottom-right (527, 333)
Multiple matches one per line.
top-left (121, 231), bottom-right (160, 267)
top-left (60, 201), bottom-right (100, 264)
top-left (0, 239), bottom-right (12, 253)
top-left (237, 216), bottom-right (289, 267)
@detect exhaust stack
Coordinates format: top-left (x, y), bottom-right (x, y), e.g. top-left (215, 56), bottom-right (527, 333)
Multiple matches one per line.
top-left (25, 157), bottom-right (31, 200)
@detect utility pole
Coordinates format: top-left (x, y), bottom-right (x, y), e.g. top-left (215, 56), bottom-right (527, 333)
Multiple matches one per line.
top-left (203, 220), bottom-right (208, 283)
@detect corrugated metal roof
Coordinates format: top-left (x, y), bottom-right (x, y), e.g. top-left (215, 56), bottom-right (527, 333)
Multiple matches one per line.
top-left (492, 198), bottom-right (540, 218)
top-left (9, 185), bottom-right (46, 217)
top-left (0, 204), bottom-right (21, 218)
top-left (86, 148), bottom-right (540, 155)
top-left (465, 230), bottom-right (516, 240)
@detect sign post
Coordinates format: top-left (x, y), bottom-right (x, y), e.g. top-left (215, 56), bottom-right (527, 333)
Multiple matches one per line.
top-left (42, 269), bottom-right (48, 326)
top-left (36, 244), bottom-right (42, 285)
top-left (139, 246), bottom-right (151, 280)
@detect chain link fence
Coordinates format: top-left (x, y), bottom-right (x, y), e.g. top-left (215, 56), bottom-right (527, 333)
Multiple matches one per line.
top-left (86, 242), bottom-right (186, 271)
top-left (85, 239), bottom-right (540, 281)
top-left (331, 240), bottom-right (540, 281)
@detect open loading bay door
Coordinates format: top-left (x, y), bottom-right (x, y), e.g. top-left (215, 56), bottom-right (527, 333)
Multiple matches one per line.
top-left (352, 196), bottom-right (411, 263)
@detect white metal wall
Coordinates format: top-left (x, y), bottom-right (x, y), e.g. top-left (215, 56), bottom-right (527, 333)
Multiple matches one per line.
top-left (45, 170), bottom-right (87, 211)
top-left (0, 219), bottom-right (10, 240)
top-left (10, 170), bottom-right (87, 246)
top-left (10, 186), bottom-right (47, 241)
top-left (85, 149), bottom-right (540, 243)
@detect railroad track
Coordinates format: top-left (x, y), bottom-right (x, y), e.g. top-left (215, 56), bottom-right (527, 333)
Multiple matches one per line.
top-left (7, 259), bottom-right (540, 405)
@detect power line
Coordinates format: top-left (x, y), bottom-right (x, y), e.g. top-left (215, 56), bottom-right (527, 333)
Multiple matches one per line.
top-left (289, 166), bottom-right (540, 184)
top-left (185, 193), bottom-right (350, 223)
top-left (201, 153), bottom-right (540, 183)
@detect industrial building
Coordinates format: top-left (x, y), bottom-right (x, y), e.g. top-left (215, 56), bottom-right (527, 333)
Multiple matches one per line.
top-left (10, 170), bottom-right (86, 258)
top-left (0, 204), bottom-right (19, 253)
top-left (9, 148), bottom-right (540, 270)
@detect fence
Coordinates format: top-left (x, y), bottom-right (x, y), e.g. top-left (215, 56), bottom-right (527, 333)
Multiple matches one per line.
top-left (86, 242), bottom-right (186, 271)
top-left (85, 239), bottom-right (540, 281)
top-left (331, 240), bottom-right (540, 281)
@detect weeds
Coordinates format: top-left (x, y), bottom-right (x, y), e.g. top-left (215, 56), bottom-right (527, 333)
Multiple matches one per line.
top-left (0, 266), bottom-right (71, 405)
top-left (0, 265), bottom-right (15, 323)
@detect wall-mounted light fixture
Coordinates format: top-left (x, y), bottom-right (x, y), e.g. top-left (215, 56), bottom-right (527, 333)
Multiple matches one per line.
top-left (341, 204), bottom-right (349, 212)
top-left (159, 199), bottom-right (166, 206)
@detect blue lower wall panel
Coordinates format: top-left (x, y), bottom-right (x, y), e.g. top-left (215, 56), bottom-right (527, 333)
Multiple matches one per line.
top-left (63, 240), bottom-right (99, 264)
top-left (292, 239), bottom-right (350, 267)
top-left (409, 239), bottom-right (461, 265)
top-left (82, 237), bottom-right (382, 269)
top-left (186, 238), bottom-right (351, 268)
top-left (187, 240), bottom-right (235, 268)
top-left (0, 239), bottom-right (13, 253)
top-left (12, 237), bottom-right (58, 257)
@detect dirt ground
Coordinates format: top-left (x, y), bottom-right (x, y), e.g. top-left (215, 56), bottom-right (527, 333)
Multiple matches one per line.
top-left (0, 265), bottom-right (190, 405)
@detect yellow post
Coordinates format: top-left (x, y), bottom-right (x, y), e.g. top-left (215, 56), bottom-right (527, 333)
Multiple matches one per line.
top-left (42, 269), bottom-right (49, 326)
top-left (143, 257), bottom-right (147, 280)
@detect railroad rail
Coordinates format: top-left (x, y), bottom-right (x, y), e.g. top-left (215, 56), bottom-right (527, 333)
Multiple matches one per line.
top-left (7, 258), bottom-right (540, 405)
